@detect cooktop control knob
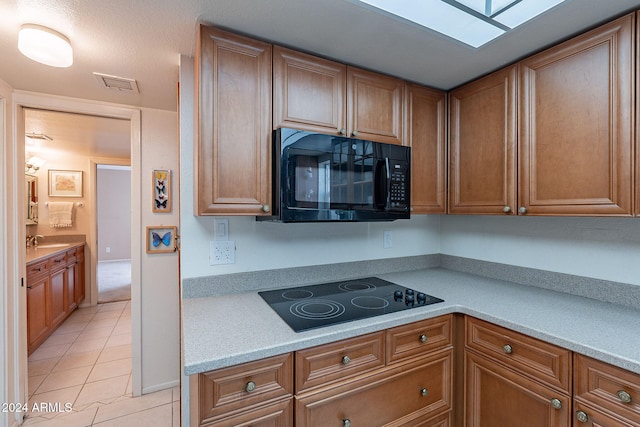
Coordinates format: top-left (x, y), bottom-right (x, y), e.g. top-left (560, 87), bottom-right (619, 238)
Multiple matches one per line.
top-left (405, 294), bottom-right (415, 305)
top-left (405, 289), bottom-right (415, 296)
top-left (394, 290), bottom-right (403, 300)
top-left (417, 292), bottom-right (427, 302)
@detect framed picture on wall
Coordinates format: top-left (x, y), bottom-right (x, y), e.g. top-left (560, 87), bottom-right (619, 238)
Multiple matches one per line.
top-left (146, 225), bottom-right (177, 254)
top-left (49, 169), bottom-right (83, 197)
top-left (153, 169), bottom-right (171, 212)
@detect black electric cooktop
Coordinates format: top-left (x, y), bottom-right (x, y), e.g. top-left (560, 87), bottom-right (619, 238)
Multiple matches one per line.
top-left (259, 277), bottom-right (444, 332)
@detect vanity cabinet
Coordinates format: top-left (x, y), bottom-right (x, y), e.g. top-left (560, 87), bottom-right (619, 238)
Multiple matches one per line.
top-left (405, 83), bottom-right (447, 214)
top-left (195, 25), bottom-right (273, 216)
top-left (273, 46), bottom-right (404, 145)
top-left (464, 317), bottom-right (571, 426)
top-left (26, 245), bottom-right (85, 355)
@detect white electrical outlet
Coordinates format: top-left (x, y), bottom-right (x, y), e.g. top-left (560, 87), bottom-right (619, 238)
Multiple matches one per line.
top-left (383, 230), bottom-right (393, 249)
top-left (210, 240), bottom-right (236, 265)
top-left (105, 247), bottom-right (111, 253)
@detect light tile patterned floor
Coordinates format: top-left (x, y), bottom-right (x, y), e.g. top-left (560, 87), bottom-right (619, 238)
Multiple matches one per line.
top-left (25, 301), bottom-right (180, 426)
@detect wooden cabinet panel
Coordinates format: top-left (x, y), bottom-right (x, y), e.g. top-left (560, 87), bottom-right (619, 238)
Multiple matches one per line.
top-left (404, 83), bottom-right (447, 213)
top-left (200, 398), bottom-right (292, 427)
top-left (295, 331), bottom-right (384, 394)
top-left (573, 400), bottom-right (638, 427)
top-left (386, 314), bottom-right (452, 364)
top-left (466, 317), bottom-right (571, 393)
top-left (519, 13), bottom-right (634, 216)
top-left (194, 353), bottom-right (293, 425)
top-left (347, 67), bottom-right (403, 145)
top-left (465, 351), bottom-right (570, 427)
top-left (26, 276), bottom-right (49, 354)
top-left (296, 349), bottom-right (452, 427)
top-left (196, 25), bottom-right (272, 215)
top-left (74, 247), bottom-right (85, 305)
top-left (273, 46), bottom-right (345, 135)
top-left (574, 354), bottom-right (640, 424)
top-left (449, 65), bottom-right (517, 215)
top-left (49, 268), bottom-right (66, 329)
top-left (66, 262), bottom-right (77, 313)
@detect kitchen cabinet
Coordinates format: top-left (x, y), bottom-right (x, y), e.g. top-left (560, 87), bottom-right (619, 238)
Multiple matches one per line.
top-left (405, 83), bottom-right (447, 214)
top-left (195, 25), bottom-right (272, 215)
top-left (273, 46), bottom-right (404, 145)
top-left (574, 353), bottom-right (640, 426)
top-left (464, 316), bottom-right (571, 426)
top-left (26, 245), bottom-right (85, 355)
top-left (519, 13), bottom-right (634, 216)
top-left (448, 65), bottom-right (517, 215)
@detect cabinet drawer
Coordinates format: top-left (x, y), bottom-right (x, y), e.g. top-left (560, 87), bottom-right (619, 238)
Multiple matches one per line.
top-left (296, 349), bottom-right (452, 426)
top-left (465, 317), bottom-right (571, 393)
top-left (196, 353), bottom-right (293, 425)
top-left (48, 252), bottom-right (67, 272)
top-left (26, 259), bottom-right (49, 280)
top-left (199, 398), bottom-right (292, 427)
top-left (574, 354), bottom-right (640, 423)
top-left (295, 331), bottom-right (385, 393)
top-left (386, 315), bottom-right (452, 364)
top-left (573, 400), bottom-right (637, 427)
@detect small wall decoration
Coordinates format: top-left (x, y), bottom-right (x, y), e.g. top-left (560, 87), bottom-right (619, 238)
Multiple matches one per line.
top-left (49, 170), bottom-right (83, 197)
top-left (146, 225), bottom-right (177, 254)
top-left (153, 169), bottom-right (171, 212)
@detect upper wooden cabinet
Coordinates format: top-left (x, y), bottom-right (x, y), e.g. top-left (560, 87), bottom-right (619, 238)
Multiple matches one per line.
top-left (449, 65), bottom-right (517, 215)
top-left (273, 47), bottom-right (404, 144)
top-left (405, 83), bottom-right (447, 214)
top-left (273, 46), bottom-right (346, 135)
top-left (519, 13), bottom-right (634, 216)
top-left (195, 26), bottom-right (272, 215)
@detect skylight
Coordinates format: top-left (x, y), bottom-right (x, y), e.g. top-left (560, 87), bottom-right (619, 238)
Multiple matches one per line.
top-left (355, 0), bottom-right (567, 48)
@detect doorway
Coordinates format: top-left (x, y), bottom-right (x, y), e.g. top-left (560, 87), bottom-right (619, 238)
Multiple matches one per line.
top-left (96, 164), bottom-right (132, 303)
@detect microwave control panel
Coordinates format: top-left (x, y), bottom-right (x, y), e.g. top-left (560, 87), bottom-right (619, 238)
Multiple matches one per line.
top-left (389, 162), bottom-right (409, 210)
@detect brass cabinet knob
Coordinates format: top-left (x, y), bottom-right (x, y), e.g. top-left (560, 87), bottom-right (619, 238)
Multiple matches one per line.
top-left (575, 410), bottom-right (589, 423)
top-left (338, 128), bottom-right (346, 135)
top-left (617, 390), bottom-right (632, 403)
top-left (518, 206), bottom-right (527, 214)
top-left (503, 344), bottom-right (513, 354)
top-left (420, 388), bottom-right (429, 396)
top-left (245, 381), bottom-right (256, 393)
top-left (342, 355), bottom-right (351, 365)
top-left (550, 398), bottom-right (562, 410)
top-left (503, 206), bottom-right (511, 213)
top-left (351, 130), bottom-right (358, 137)
top-left (262, 204), bottom-right (270, 213)
top-left (419, 334), bottom-right (428, 343)
top-left (343, 419), bottom-right (351, 427)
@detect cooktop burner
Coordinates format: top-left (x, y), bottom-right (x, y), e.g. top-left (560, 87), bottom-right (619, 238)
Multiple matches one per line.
top-left (259, 277), bottom-right (444, 332)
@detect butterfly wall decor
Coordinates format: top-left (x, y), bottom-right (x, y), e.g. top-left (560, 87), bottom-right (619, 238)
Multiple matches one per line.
top-left (146, 226), bottom-right (178, 253)
top-left (153, 169), bottom-right (171, 213)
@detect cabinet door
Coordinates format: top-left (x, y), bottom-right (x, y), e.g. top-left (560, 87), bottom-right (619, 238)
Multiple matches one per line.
top-left (74, 248), bottom-right (85, 305)
top-left (574, 400), bottom-right (638, 427)
top-left (27, 276), bottom-right (50, 355)
top-left (196, 25), bottom-right (272, 215)
top-left (50, 268), bottom-right (66, 328)
top-left (347, 67), bottom-right (403, 145)
top-left (449, 65), bottom-right (517, 215)
top-left (404, 83), bottom-right (447, 214)
top-left (66, 263), bottom-right (77, 313)
top-left (465, 351), bottom-right (570, 427)
top-left (519, 14), bottom-right (634, 216)
top-left (273, 46), bottom-right (346, 135)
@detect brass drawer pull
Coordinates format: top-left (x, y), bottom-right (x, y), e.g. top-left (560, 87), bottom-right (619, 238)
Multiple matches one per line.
top-left (245, 381), bottom-right (256, 393)
top-left (575, 410), bottom-right (589, 423)
top-left (343, 419), bottom-right (351, 427)
top-left (617, 390), bottom-right (632, 403)
top-left (341, 355), bottom-right (351, 365)
top-left (550, 398), bottom-right (562, 409)
top-left (420, 388), bottom-right (429, 396)
top-left (419, 334), bottom-right (428, 343)
top-left (503, 344), bottom-right (513, 354)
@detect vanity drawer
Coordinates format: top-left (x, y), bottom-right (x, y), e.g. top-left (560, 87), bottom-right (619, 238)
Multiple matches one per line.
top-left (574, 354), bottom-right (640, 423)
top-left (465, 316), bottom-right (571, 393)
top-left (26, 259), bottom-right (49, 280)
top-left (386, 314), bottom-right (452, 364)
top-left (195, 353), bottom-right (293, 425)
top-left (48, 252), bottom-right (68, 271)
top-left (295, 331), bottom-right (385, 393)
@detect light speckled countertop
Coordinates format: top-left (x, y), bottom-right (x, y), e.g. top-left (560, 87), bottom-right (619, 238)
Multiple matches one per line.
top-left (26, 241), bottom-right (85, 264)
top-left (182, 267), bottom-right (640, 376)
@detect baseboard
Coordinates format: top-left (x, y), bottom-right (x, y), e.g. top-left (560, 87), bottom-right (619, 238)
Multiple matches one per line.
top-left (142, 379), bottom-right (179, 395)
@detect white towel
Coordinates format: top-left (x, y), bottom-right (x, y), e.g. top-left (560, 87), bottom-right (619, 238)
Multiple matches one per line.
top-left (48, 201), bottom-right (74, 228)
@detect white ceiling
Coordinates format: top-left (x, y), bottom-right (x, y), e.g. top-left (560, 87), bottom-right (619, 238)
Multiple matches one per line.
top-left (3, 0), bottom-right (640, 113)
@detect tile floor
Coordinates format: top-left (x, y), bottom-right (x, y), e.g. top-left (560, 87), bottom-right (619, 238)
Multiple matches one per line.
top-left (25, 301), bottom-right (180, 426)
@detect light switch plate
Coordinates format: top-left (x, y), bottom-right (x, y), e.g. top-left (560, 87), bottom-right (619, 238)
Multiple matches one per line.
top-left (210, 240), bottom-right (235, 265)
top-left (213, 218), bottom-right (229, 241)
top-left (383, 230), bottom-right (393, 249)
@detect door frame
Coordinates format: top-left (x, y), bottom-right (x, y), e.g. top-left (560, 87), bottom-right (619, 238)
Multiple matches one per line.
top-left (12, 91), bottom-right (143, 397)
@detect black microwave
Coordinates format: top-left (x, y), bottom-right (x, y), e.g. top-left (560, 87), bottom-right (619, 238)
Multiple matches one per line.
top-left (258, 128), bottom-right (411, 222)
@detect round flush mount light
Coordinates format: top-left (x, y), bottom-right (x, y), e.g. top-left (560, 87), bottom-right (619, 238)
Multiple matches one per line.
top-left (18, 24), bottom-right (73, 68)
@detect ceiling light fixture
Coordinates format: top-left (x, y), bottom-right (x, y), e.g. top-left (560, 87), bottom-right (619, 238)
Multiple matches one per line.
top-left (355, 0), bottom-right (566, 48)
top-left (18, 24), bottom-right (73, 68)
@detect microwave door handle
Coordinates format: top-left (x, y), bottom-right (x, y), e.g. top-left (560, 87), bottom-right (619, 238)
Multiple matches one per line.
top-left (374, 158), bottom-right (390, 210)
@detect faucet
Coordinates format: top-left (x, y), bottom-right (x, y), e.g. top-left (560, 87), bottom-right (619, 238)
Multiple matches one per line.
top-left (26, 235), bottom-right (44, 247)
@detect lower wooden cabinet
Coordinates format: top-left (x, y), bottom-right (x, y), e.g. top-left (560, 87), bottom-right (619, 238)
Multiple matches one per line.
top-left (26, 273), bottom-right (50, 352)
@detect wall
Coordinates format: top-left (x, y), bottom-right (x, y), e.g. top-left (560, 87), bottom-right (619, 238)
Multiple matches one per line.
top-left (441, 215), bottom-right (640, 286)
top-left (97, 166), bottom-right (131, 261)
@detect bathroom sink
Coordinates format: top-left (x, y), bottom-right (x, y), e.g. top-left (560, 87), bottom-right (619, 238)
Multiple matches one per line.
top-left (34, 243), bottom-right (70, 249)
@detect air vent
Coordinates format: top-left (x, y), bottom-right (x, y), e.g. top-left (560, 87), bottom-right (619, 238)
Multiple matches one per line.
top-left (93, 72), bottom-right (140, 93)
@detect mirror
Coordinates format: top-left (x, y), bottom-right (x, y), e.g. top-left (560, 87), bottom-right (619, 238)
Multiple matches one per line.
top-left (26, 174), bottom-right (38, 224)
